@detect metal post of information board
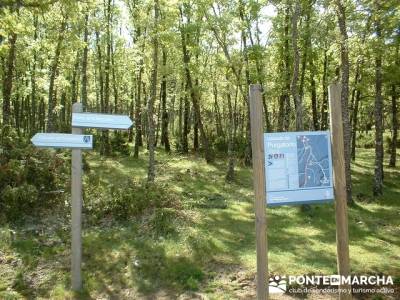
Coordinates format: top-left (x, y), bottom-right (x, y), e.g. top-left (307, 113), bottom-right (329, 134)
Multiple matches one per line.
top-left (328, 83), bottom-right (351, 299)
top-left (71, 102), bottom-right (83, 291)
top-left (249, 84), bottom-right (268, 300)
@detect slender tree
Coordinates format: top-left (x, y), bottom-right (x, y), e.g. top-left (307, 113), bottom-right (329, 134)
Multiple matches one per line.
top-left (389, 33), bottom-right (399, 167)
top-left (30, 14), bottom-right (38, 133)
top-left (81, 13), bottom-right (89, 109)
top-left (2, 32), bottom-right (17, 126)
top-left (147, 0), bottom-right (159, 182)
top-left (160, 48), bottom-right (171, 152)
top-left (226, 73), bottom-right (236, 181)
top-left (291, 0), bottom-right (303, 131)
top-left (47, 17), bottom-right (67, 132)
top-left (180, 4), bottom-right (213, 163)
top-left (373, 2), bottom-right (384, 195)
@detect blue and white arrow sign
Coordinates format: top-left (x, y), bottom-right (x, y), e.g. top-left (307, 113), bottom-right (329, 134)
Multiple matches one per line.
top-left (31, 133), bottom-right (93, 149)
top-left (72, 113), bottom-right (133, 130)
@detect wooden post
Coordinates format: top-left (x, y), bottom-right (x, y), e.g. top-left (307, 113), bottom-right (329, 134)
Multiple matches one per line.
top-left (249, 84), bottom-right (268, 300)
top-left (71, 102), bottom-right (83, 291)
top-left (328, 83), bottom-right (351, 299)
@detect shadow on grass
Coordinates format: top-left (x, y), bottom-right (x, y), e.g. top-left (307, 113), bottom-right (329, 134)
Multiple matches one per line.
top-left (80, 225), bottom-right (208, 298)
top-left (5, 148), bottom-right (400, 298)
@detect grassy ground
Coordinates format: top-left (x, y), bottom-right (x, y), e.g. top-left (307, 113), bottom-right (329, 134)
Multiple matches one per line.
top-left (0, 148), bottom-right (399, 299)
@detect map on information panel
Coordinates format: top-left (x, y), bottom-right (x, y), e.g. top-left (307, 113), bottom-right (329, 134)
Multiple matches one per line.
top-left (264, 131), bottom-right (334, 206)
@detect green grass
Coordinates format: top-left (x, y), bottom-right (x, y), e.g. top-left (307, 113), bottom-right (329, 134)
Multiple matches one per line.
top-left (0, 148), bottom-right (399, 299)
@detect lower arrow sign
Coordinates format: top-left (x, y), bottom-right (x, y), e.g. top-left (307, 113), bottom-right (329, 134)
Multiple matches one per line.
top-left (31, 133), bottom-right (93, 149)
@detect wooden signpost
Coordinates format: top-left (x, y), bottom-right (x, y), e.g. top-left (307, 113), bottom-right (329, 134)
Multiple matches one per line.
top-left (249, 84), bottom-right (268, 300)
top-left (249, 83), bottom-right (351, 300)
top-left (31, 102), bottom-right (133, 291)
top-left (328, 83), bottom-right (351, 299)
top-left (71, 103), bottom-right (84, 291)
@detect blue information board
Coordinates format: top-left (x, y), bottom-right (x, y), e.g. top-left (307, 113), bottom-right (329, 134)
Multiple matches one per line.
top-left (264, 131), bottom-right (334, 206)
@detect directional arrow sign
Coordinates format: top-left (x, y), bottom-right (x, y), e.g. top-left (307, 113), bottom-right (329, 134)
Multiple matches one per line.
top-left (31, 133), bottom-right (93, 149)
top-left (72, 113), bottom-right (133, 130)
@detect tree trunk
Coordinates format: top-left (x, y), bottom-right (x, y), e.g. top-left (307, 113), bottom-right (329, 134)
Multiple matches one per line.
top-left (335, 0), bottom-right (353, 203)
top-left (310, 56), bottom-right (318, 130)
top-left (178, 84), bottom-right (183, 147)
top-left (134, 38), bottom-right (144, 157)
top-left (13, 92), bottom-right (20, 133)
top-left (208, 4), bottom-right (249, 164)
top-left (170, 83), bottom-right (176, 135)
top-left (47, 19), bottom-right (66, 132)
top-left (147, 0), bottom-right (159, 182)
top-left (350, 19), bottom-right (370, 160)
top-left (155, 97), bottom-right (161, 147)
top-left (160, 48), bottom-right (170, 152)
top-left (351, 88), bottom-right (361, 161)
top-left (95, 30), bottom-right (104, 112)
top-left (226, 74), bottom-right (235, 181)
top-left (2, 32), bottom-right (17, 127)
top-left (320, 50), bottom-right (329, 130)
top-left (39, 98), bottom-right (45, 131)
top-left (373, 4), bottom-right (384, 196)
top-left (30, 14), bottom-right (38, 134)
top-left (102, 0), bottom-right (112, 156)
top-left (277, 5), bottom-right (292, 132)
top-left (182, 89), bottom-right (189, 153)
top-left (389, 84), bottom-right (398, 167)
top-left (350, 64), bottom-right (362, 161)
top-left (193, 106), bottom-right (199, 151)
top-left (128, 96), bottom-right (134, 142)
top-left (299, 2), bottom-right (312, 125)
top-left (239, 2), bottom-right (252, 165)
top-left (81, 13), bottom-right (89, 109)
top-left (181, 6), bottom-right (213, 163)
top-left (142, 82), bottom-right (148, 140)
top-left (291, 0), bottom-right (303, 131)
top-left (111, 39), bottom-right (118, 113)
top-left (246, 14), bottom-right (271, 131)
top-left (389, 39), bottom-right (399, 167)
top-left (71, 52), bottom-right (80, 105)
top-left (213, 80), bottom-right (224, 137)
top-left (60, 91), bottom-right (67, 126)
top-left (96, 30), bottom-right (106, 155)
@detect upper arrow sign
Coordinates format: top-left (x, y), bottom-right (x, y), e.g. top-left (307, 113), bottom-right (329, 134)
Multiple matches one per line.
top-left (31, 133), bottom-right (93, 149)
top-left (72, 113), bottom-right (133, 130)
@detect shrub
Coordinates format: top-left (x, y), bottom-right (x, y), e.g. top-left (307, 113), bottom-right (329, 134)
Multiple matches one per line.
top-left (234, 135), bottom-right (249, 161)
top-left (356, 132), bottom-right (375, 149)
top-left (1, 184), bottom-right (38, 221)
top-left (167, 258), bottom-right (204, 290)
top-left (212, 136), bottom-right (227, 153)
top-left (85, 179), bottom-right (183, 225)
top-left (0, 126), bottom-right (69, 222)
top-left (148, 207), bottom-right (180, 236)
top-left (110, 133), bottom-right (130, 155)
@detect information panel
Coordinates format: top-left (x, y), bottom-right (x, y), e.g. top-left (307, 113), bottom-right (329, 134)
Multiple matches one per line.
top-left (264, 131), bottom-right (334, 206)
